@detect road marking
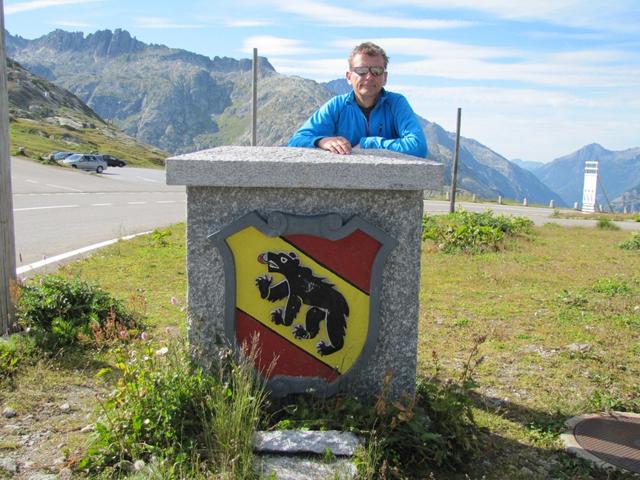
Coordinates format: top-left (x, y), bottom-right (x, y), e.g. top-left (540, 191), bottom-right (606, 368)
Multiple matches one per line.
top-left (26, 179), bottom-right (38, 184)
top-left (14, 205), bottom-right (78, 212)
top-left (137, 176), bottom-right (159, 183)
top-left (16, 231), bottom-right (153, 275)
top-left (127, 201), bottom-right (147, 205)
top-left (157, 200), bottom-right (176, 204)
top-left (91, 203), bottom-right (112, 207)
top-left (45, 183), bottom-right (83, 192)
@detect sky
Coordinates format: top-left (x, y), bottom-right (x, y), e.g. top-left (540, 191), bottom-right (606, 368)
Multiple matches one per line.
top-left (3, 0), bottom-right (640, 163)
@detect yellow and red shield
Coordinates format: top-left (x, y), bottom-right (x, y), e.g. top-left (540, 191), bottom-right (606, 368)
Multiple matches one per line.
top-left (209, 211), bottom-right (396, 396)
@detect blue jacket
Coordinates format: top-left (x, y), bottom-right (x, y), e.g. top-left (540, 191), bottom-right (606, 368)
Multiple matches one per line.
top-left (288, 89), bottom-right (427, 158)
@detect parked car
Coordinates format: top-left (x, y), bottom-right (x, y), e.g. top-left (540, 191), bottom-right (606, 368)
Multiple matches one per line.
top-left (62, 154), bottom-right (108, 173)
top-left (100, 154), bottom-right (127, 167)
top-left (51, 151), bottom-right (74, 161)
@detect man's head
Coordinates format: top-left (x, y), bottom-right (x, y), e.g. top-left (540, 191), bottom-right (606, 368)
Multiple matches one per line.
top-left (346, 42), bottom-right (388, 108)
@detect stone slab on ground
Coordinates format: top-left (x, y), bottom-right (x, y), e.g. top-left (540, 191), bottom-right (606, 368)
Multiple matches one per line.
top-left (255, 455), bottom-right (357, 480)
top-left (254, 430), bottom-right (361, 456)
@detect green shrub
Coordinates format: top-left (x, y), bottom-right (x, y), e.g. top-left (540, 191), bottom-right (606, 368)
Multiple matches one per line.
top-left (16, 275), bottom-right (141, 351)
top-left (619, 232), bottom-right (640, 250)
top-left (268, 339), bottom-right (484, 477)
top-left (0, 339), bottom-right (20, 383)
top-left (592, 278), bottom-right (631, 296)
top-left (596, 218), bottom-right (620, 230)
top-left (422, 210), bottom-right (533, 254)
top-left (81, 339), bottom-right (268, 478)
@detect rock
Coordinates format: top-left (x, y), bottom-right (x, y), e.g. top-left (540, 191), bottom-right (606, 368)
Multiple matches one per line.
top-left (0, 457), bottom-right (18, 474)
top-left (253, 430), bottom-right (361, 456)
top-left (26, 474), bottom-right (57, 480)
top-left (134, 460), bottom-right (146, 471)
top-left (59, 467), bottom-right (73, 480)
top-left (59, 403), bottom-right (71, 413)
top-left (566, 343), bottom-right (590, 353)
top-left (2, 407), bottom-right (17, 418)
top-left (80, 424), bottom-right (95, 433)
top-left (520, 466), bottom-right (535, 476)
top-left (255, 455), bottom-right (357, 480)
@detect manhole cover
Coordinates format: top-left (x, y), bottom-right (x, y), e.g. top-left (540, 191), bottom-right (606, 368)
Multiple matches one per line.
top-left (569, 413), bottom-right (640, 473)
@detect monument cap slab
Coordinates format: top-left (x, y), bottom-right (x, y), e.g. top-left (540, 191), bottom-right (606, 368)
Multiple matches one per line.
top-left (166, 146), bottom-right (442, 191)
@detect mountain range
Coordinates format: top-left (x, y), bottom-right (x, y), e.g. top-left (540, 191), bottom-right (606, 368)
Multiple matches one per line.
top-left (5, 28), bottom-right (638, 210)
top-left (534, 143), bottom-right (640, 212)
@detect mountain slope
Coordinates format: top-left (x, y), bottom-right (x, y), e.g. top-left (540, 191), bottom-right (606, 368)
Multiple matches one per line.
top-left (6, 57), bottom-right (168, 166)
top-left (6, 28), bottom-right (563, 204)
top-left (5, 28), bottom-right (277, 154)
top-left (419, 117), bottom-right (565, 205)
top-left (535, 143), bottom-right (640, 208)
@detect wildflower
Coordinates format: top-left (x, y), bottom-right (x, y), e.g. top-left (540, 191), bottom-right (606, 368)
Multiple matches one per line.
top-left (155, 346), bottom-right (169, 356)
top-left (170, 296), bottom-right (178, 305)
top-left (140, 332), bottom-right (148, 341)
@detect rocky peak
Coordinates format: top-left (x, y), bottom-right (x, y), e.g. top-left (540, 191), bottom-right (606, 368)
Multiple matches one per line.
top-left (84, 29), bottom-right (146, 57)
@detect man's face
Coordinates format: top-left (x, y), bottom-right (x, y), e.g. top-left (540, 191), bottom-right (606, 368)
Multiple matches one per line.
top-left (346, 53), bottom-right (387, 106)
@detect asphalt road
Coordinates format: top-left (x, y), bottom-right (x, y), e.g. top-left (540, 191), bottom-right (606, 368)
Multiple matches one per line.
top-left (8, 157), bottom-right (639, 275)
top-left (11, 157), bottom-right (185, 273)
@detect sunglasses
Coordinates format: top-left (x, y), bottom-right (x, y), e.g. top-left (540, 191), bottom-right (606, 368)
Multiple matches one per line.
top-left (351, 66), bottom-right (386, 77)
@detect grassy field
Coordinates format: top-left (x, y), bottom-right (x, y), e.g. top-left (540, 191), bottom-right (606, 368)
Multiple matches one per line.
top-left (2, 222), bottom-right (639, 478)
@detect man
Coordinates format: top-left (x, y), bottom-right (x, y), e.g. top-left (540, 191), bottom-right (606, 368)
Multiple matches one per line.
top-left (288, 42), bottom-right (427, 158)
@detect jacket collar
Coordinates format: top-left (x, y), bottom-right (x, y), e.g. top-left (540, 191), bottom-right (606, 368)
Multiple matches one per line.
top-left (346, 88), bottom-right (388, 107)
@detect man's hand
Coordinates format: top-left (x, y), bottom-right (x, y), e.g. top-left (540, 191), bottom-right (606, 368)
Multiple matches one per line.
top-left (316, 136), bottom-right (352, 155)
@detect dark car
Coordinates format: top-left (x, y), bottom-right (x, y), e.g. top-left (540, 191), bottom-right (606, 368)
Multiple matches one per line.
top-left (100, 154), bottom-right (127, 167)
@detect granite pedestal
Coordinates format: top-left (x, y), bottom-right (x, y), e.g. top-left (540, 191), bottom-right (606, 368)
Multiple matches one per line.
top-left (166, 146), bottom-right (443, 399)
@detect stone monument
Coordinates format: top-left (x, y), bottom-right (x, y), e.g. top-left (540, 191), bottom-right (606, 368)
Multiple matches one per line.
top-left (166, 146), bottom-right (443, 399)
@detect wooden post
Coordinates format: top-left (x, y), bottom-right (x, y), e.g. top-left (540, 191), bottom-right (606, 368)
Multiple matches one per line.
top-left (251, 47), bottom-right (258, 146)
top-left (0, 3), bottom-right (18, 336)
top-left (448, 108), bottom-right (461, 214)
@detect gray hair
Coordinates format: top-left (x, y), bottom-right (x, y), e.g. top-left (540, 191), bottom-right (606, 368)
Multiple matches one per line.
top-left (348, 42), bottom-right (389, 69)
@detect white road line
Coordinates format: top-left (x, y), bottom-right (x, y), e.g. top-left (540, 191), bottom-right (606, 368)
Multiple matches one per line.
top-left (26, 179), bottom-right (38, 184)
top-left (156, 200), bottom-right (176, 204)
top-left (16, 231), bottom-right (153, 275)
top-left (137, 176), bottom-right (159, 183)
top-left (45, 183), bottom-right (83, 192)
top-left (91, 203), bottom-right (112, 207)
top-left (14, 205), bottom-right (79, 212)
top-left (127, 201), bottom-right (147, 205)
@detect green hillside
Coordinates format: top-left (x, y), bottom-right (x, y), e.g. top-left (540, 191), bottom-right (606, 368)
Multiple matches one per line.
top-left (7, 58), bottom-right (169, 168)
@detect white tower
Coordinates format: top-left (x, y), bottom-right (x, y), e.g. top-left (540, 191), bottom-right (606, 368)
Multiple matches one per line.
top-left (581, 161), bottom-right (598, 213)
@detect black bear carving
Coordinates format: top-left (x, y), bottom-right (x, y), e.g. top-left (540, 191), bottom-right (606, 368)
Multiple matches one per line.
top-left (256, 251), bottom-right (349, 356)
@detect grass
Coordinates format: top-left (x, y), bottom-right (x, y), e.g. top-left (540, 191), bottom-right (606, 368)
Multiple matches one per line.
top-left (9, 118), bottom-right (168, 168)
top-left (420, 223), bottom-right (640, 478)
top-left (552, 210), bottom-right (640, 222)
top-left (2, 221), bottom-right (640, 478)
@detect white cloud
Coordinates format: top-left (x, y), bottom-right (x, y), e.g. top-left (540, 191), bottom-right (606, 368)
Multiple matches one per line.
top-left (367, 0), bottom-right (639, 32)
top-left (4, 0), bottom-right (100, 14)
top-left (226, 19), bottom-right (272, 27)
top-left (273, 0), bottom-right (472, 29)
top-left (242, 36), bottom-right (321, 56)
top-left (329, 36), bottom-right (639, 88)
top-left (267, 57), bottom-right (347, 80)
top-left (395, 84), bottom-right (640, 162)
top-left (332, 37), bottom-right (522, 61)
top-left (136, 17), bottom-right (205, 29)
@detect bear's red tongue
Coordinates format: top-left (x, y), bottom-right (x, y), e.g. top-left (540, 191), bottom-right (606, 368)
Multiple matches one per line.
top-left (257, 253), bottom-right (267, 264)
